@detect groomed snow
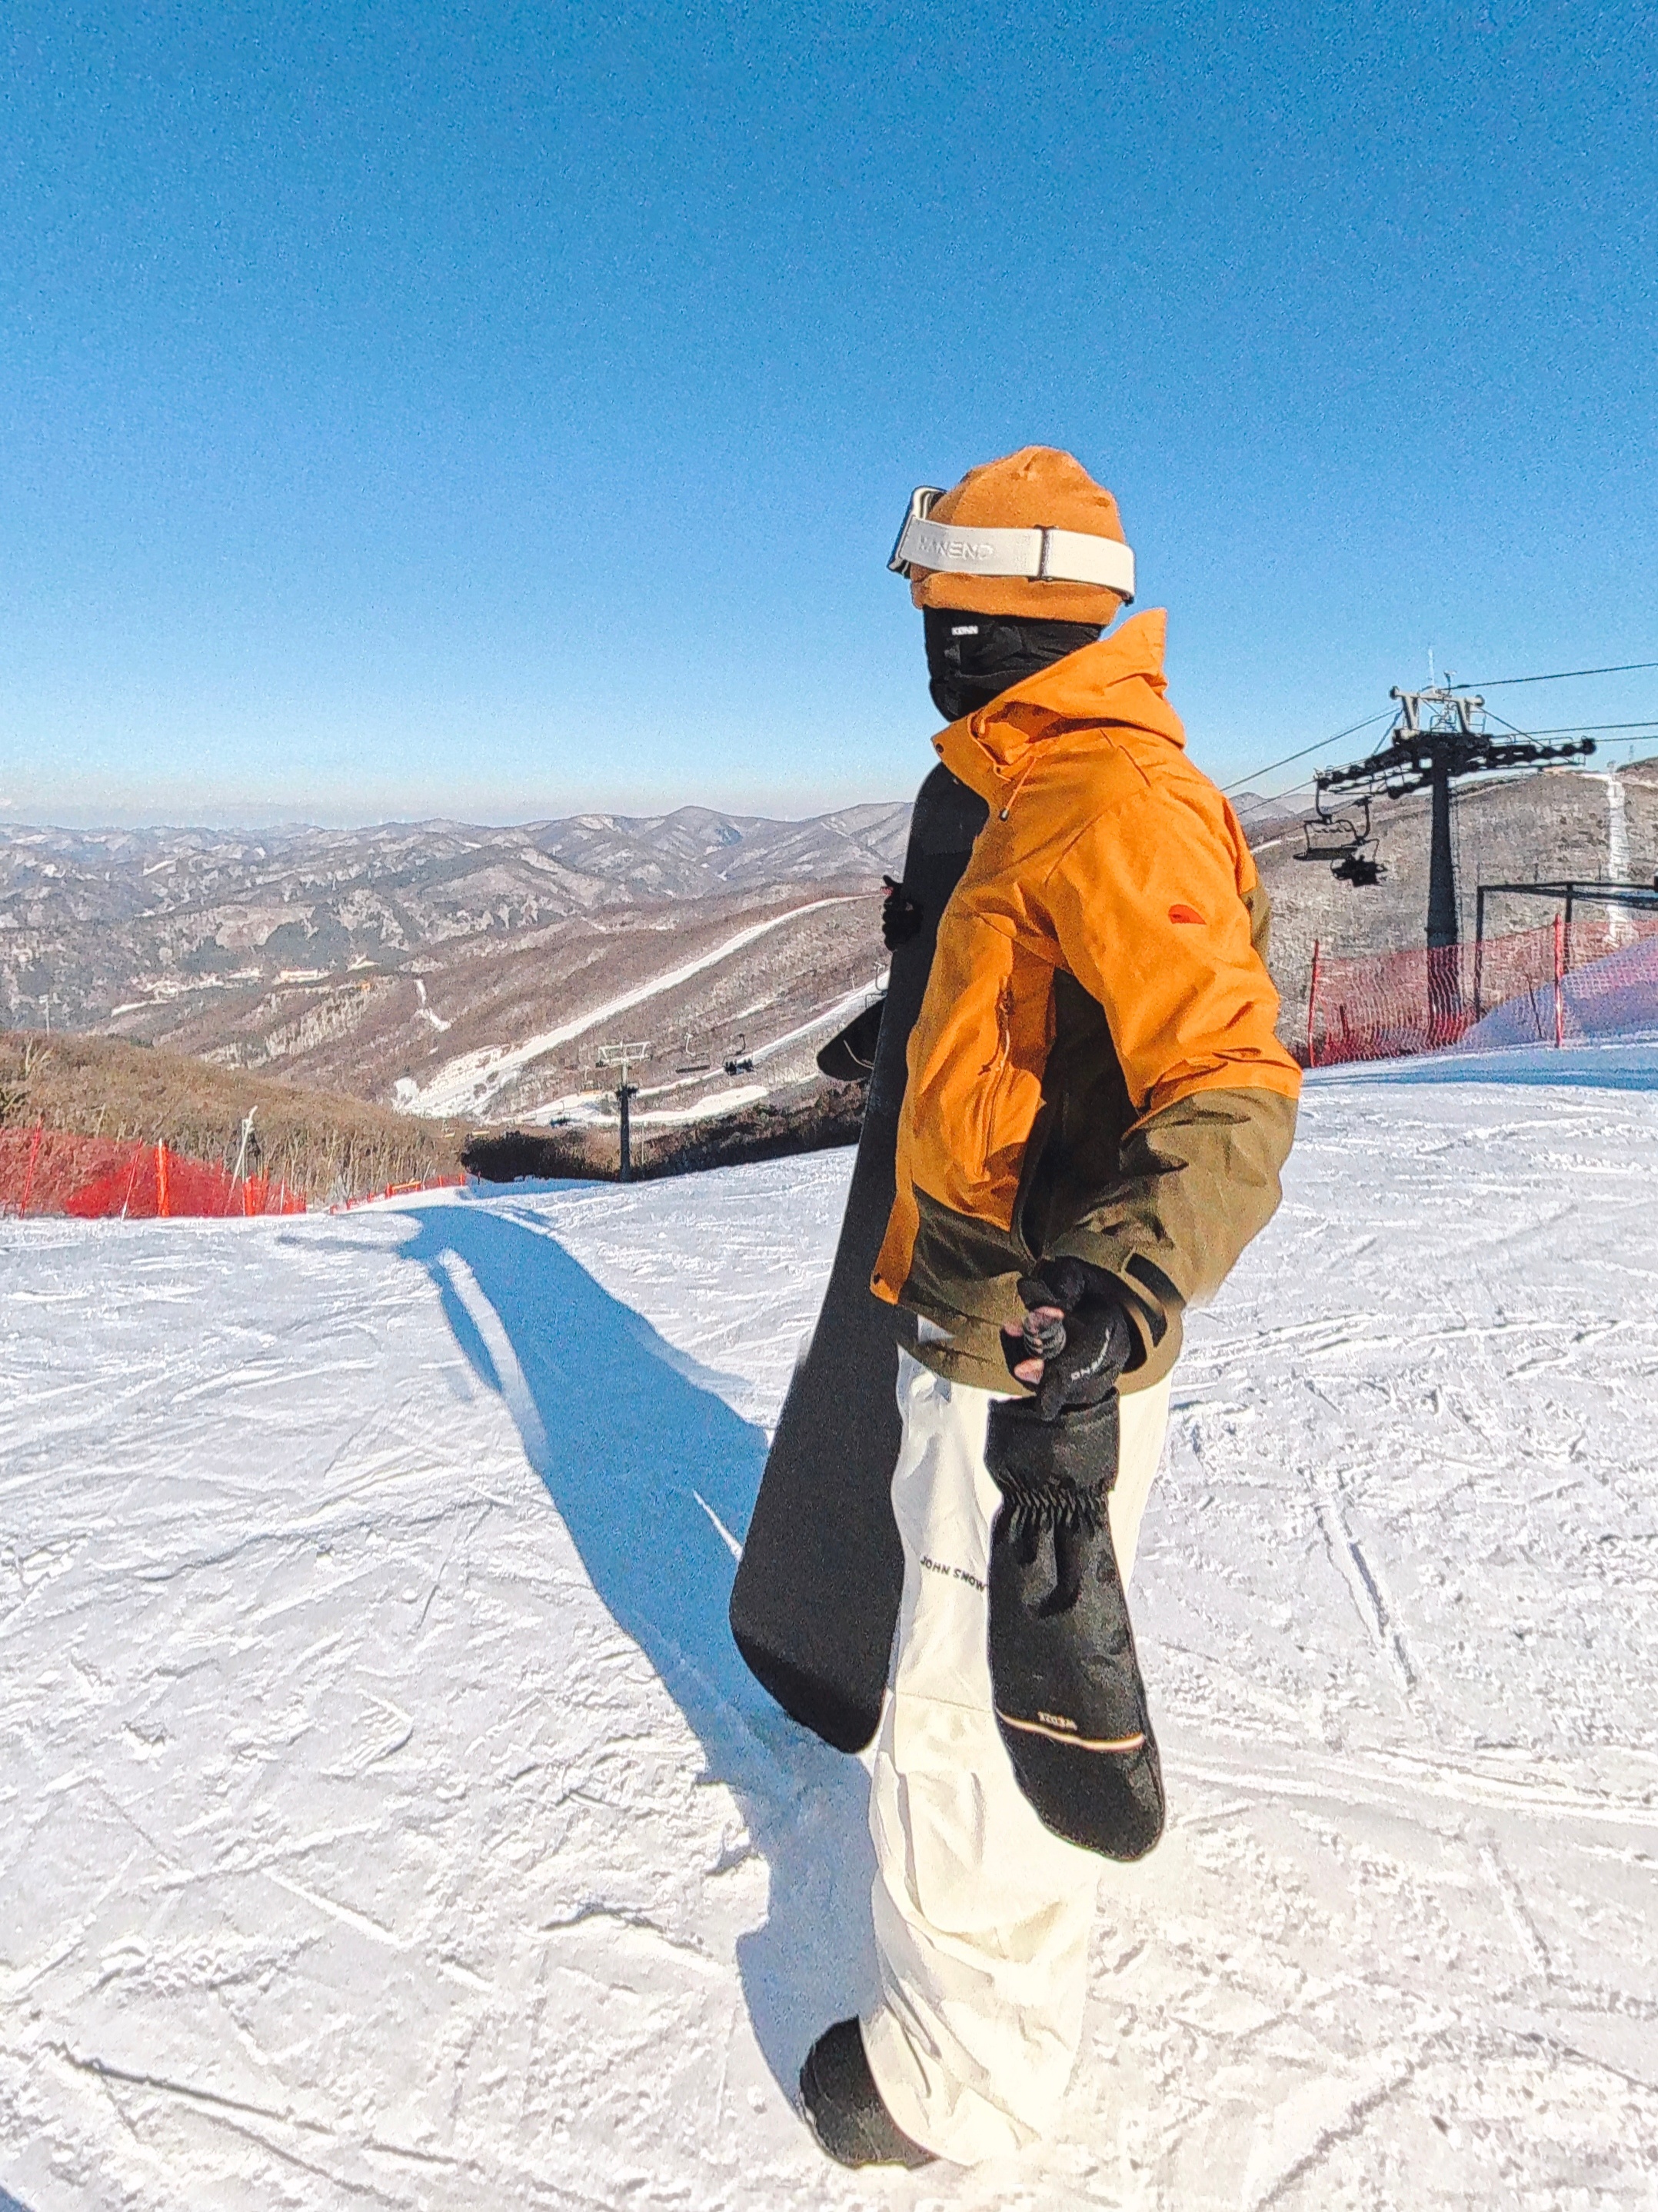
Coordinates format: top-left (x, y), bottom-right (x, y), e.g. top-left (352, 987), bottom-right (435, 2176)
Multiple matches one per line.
top-left (3, 1061), bottom-right (1657, 2208)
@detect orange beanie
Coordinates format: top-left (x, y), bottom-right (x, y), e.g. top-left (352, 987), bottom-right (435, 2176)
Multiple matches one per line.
top-left (907, 445), bottom-right (1129, 625)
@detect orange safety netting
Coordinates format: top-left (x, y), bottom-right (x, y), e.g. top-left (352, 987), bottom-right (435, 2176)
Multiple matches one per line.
top-left (1304, 914), bottom-right (1658, 1067)
top-left (331, 1174), bottom-right (468, 1211)
top-left (0, 1131), bottom-right (307, 1219)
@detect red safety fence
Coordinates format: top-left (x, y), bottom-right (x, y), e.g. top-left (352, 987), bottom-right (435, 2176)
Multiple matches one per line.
top-left (0, 1131), bottom-right (307, 1219)
top-left (1303, 913), bottom-right (1658, 1067)
top-left (332, 1173), bottom-right (468, 1211)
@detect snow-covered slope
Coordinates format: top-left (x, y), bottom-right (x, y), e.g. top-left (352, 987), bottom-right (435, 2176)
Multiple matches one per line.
top-left (395, 894), bottom-right (869, 1121)
top-left (3, 1062), bottom-right (1656, 2208)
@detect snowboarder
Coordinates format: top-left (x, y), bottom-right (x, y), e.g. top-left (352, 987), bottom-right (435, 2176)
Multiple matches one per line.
top-left (799, 447), bottom-right (1303, 2168)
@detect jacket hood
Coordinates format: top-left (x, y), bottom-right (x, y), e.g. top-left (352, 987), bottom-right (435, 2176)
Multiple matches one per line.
top-left (931, 609), bottom-right (1184, 807)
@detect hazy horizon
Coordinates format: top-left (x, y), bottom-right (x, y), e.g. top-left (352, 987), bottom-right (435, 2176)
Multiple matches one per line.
top-left (0, 790), bottom-right (922, 837)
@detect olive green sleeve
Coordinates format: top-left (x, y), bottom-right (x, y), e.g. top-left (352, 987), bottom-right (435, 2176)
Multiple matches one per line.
top-left (1046, 1084), bottom-right (1297, 1390)
top-left (1245, 879), bottom-right (1273, 966)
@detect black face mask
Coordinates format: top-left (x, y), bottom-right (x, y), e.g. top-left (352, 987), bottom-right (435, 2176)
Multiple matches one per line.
top-left (924, 608), bottom-right (1103, 724)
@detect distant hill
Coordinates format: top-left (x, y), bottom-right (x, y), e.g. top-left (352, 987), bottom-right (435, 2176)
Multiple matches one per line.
top-left (5, 764), bottom-right (1653, 1127)
top-left (1228, 786), bottom-right (1315, 836)
top-left (0, 803), bottom-right (909, 1024)
top-left (0, 1032), bottom-right (464, 1204)
top-left (0, 807), bottom-right (907, 1126)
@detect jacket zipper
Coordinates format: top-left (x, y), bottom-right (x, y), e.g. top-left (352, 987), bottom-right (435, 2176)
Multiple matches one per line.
top-left (974, 982), bottom-right (1015, 1171)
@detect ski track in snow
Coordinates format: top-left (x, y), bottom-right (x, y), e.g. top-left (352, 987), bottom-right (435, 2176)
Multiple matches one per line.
top-left (2, 1065), bottom-right (1657, 2208)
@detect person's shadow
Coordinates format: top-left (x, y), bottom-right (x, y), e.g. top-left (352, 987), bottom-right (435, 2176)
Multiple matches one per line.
top-left (398, 1198), bottom-right (880, 2097)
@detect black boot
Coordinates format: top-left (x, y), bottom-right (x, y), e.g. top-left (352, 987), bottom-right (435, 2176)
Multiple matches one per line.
top-left (799, 2019), bottom-right (936, 2169)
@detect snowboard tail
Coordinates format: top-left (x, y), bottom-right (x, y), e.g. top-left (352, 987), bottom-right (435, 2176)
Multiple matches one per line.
top-left (729, 765), bottom-right (986, 1751)
top-left (984, 1393), bottom-right (1166, 1860)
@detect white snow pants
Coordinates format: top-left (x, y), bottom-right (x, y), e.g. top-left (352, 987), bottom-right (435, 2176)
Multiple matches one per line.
top-left (861, 1350), bottom-right (1172, 2164)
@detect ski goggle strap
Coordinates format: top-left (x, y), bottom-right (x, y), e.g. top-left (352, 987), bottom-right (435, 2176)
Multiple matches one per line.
top-left (887, 486), bottom-right (1136, 602)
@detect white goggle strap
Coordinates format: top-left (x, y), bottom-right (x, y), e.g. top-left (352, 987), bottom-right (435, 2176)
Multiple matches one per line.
top-left (888, 494), bottom-right (1136, 603)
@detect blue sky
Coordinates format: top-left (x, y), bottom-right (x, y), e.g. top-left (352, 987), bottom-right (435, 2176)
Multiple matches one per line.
top-left (2, 0), bottom-right (1654, 826)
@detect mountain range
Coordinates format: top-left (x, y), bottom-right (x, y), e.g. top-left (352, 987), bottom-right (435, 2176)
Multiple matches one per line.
top-left (5, 761), bottom-right (1653, 1128)
top-left (0, 806), bottom-right (910, 1125)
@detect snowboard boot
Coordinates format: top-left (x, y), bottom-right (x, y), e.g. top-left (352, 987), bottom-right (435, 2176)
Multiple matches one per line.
top-left (799, 2019), bottom-right (936, 2170)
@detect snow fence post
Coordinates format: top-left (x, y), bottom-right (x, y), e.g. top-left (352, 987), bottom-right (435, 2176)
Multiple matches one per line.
top-left (156, 1143), bottom-right (171, 1218)
top-left (1305, 939), bottom-right (1322, 1068)
top-left (1553, 913), bottom-right (1565, 1049)
top-left (21, 1121), bottom-right (45, 1214)
top-left (228, 1108), bottom-right (256, 1214)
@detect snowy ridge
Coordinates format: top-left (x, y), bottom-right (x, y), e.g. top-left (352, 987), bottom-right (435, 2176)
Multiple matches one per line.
top-left (396, 894), bottom-right (863, 1118)
top-left (2, 814), bottom-right (901, 1118)
top-left (520, 968), bottom-right (891, 1129)
top-left (2, 1061), bottom-right (1656, 2206)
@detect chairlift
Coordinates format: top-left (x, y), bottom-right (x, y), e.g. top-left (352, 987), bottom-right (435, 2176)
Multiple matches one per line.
top-left (1332, 851), bottom-right (1383, 887)
top-left (722, 1031), bottom-right (754, 1076)
top-left (674, 1029), bottom-right (711, 1074)
top-left (1296, 794), bottom-right (1384, 888)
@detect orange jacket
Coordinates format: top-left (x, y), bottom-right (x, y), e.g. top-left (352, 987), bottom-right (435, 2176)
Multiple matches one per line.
top-left (873, 611), bottom-right (1300, 1388)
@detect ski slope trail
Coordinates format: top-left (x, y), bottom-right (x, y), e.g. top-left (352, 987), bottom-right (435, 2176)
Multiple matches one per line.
top-left (2, 1061), bottom-right (1656, 2209)
top-left (399, 894), bottom-right (862, 1120)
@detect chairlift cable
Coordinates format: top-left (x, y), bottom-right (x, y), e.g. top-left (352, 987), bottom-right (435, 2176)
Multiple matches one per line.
top-left (1463, 658), bottom-right (1658, 688)
top-left (1510, 718), bottom-right (1658, 736)
top-left (1482, 711), bottom-right (1658, 740)
top-left (1220, 710), bottom-right (1393, 799)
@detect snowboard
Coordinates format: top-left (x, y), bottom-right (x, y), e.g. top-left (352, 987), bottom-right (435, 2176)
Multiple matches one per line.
top-left (814, 997), bottom-right (884, 1084)
top-left (730, 763), bottom-right (987, 1752)
top-left (984, 1392), bottom-right (1166, 1860)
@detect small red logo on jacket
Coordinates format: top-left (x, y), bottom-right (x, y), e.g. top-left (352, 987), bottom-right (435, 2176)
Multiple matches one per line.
top-left (1168, 902), bottom-right (1205, 925)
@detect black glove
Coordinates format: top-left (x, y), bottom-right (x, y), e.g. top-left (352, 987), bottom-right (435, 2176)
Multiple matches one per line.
top-left (881, 875), bottom-right (923, 951)
top-left (1001, 1255), bottom-right (1136, 1422)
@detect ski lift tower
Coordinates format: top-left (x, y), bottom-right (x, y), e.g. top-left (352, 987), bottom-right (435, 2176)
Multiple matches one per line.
top-left (1316, 686), bottom-right (1596, 1042)
top-left (595, 1041), bottom-right (650, 1182)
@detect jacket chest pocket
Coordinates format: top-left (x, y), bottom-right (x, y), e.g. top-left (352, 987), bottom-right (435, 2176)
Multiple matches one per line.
top-left (905, 914), bottom-right (1054, 1229)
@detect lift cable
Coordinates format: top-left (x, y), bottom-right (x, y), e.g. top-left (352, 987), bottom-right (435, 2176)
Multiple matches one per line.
top-left (1463, 658), bottom-right (1658, 689)
top-left (1481, 715), bottom-right (1658, 739)
top-left (1220, 711), bottom-right (1393, 799)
